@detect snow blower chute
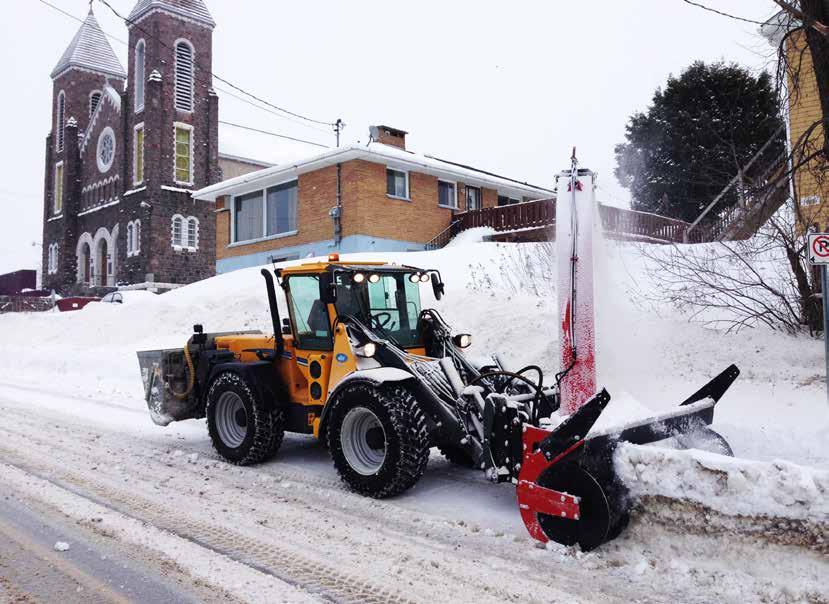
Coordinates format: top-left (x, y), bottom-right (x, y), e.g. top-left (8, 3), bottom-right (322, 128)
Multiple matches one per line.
top-left (137, 153), bottom-right (738, 551)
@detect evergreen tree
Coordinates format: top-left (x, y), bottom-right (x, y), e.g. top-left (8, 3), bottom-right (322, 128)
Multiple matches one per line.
top-left (615, 62), bottom-right (785, 223)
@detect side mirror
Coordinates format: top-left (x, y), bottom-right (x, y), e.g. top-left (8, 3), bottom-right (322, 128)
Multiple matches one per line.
top-left (430, 272), bottom-right (445, 301)
top-left (320, 274), bottom-right (337, 304)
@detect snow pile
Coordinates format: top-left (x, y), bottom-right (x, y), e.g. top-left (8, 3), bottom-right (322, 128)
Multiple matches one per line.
top-left (445, 226), bottom-right (495, 247)
top-left (616, 443), bottom-right (829, 523)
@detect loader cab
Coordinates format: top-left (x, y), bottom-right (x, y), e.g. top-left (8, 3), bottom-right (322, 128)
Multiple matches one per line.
top-left (279, 260), bottom-right (439, 352)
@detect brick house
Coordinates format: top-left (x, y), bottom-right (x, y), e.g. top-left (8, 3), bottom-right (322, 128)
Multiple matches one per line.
top-left (193, 126), bottom-right (552, 273)
top-left (42, 0), bottom-right (224, 294)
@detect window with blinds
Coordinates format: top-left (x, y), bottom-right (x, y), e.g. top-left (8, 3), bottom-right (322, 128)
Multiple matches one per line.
top-left (174, 41), bottom-right (194, 112)
top-left (56, 92), bottom-right (65, 152)
top-left (135, 40), bottom-right (145, 112)
top-left (174, 125), bottom-right (192, 184)
top-left (134, 124), bottom-right (145, 185)
top-left (89, 91), bottom-right (102, 117)
top-left (54, 163), bottom-right (64, 215)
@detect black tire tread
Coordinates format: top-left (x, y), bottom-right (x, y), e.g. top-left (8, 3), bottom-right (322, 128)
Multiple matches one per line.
top-left (437, 444), bottom-right (476, 468)
top-left (206, 372), bottom-right (284, 466)
top-left (327, 382), bottom-right (430, 498)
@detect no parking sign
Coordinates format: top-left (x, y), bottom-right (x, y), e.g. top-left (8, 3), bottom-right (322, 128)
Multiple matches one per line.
top-left (808, 234), bottom-right (829, 265)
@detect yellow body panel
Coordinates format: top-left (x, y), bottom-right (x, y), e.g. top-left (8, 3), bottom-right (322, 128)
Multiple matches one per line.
top-left (211, 258), bottom-right (427, 439)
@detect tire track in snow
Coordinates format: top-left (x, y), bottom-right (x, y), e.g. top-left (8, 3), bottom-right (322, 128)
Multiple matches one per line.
top-left (0, 415), bottom-right (601, 603)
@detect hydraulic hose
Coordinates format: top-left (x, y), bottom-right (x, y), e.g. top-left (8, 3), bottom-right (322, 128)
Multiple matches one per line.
top-left (168, 342), bottom-right (195, 400)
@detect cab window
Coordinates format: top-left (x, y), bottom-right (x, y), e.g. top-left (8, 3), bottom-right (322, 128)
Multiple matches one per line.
top-left (286, 275), bottom-right (333, 350)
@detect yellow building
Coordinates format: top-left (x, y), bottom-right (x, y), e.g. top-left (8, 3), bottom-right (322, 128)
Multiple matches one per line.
top-left (765, 14), bottom-right (829, 229)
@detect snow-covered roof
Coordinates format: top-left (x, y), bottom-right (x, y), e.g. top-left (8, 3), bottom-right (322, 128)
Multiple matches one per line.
top-left (194, 142), bottom-right (553, 202)
top-left (128, 0), bottom-right (216, 29)
top-left (51, 9), bottom-right (126, 80)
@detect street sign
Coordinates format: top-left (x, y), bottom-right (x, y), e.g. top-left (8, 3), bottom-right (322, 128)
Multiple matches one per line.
top-left (808, 233), bottom-right (829, 265)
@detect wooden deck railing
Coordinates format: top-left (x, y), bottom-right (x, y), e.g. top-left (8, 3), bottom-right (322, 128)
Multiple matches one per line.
top-left (425, 198), bottom-right (698, 249)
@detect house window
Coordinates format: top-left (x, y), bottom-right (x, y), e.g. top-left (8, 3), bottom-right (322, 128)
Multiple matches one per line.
top-left (174, 40), bottom-right (194, 112)
top-left (89, 91), bottom-right (102, 117)
top-left (174, 123), bottom-right (193, 184)
top-left (234, 190), bottom-right (264, 243)
top-left (386, 168), bottom-right (409, 199)
top-left (498, 195), bottom-right (520, 206)
top-left (266, 181), bottom-right (298, 236)
top-left (134, 40), bottom-right (145, 112)
top-left (54, 162), bottom-right (64, 215)
top-left (56, 91), bottom-right (65, 152)
top-left (134, 123), bottom-right (145, 185)
top-left (466, 186), bottom-right (481, 211)
top-left (438, 180), bottom-right (457, 208)
top-left (172, 215), bottom-right (198, 251)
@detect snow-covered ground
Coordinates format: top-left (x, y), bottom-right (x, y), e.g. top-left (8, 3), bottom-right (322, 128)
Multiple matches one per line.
top-left (0, 238), bottom-right (827, 602)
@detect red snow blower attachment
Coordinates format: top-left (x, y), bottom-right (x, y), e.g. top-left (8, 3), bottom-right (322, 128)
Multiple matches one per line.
top-left (516, 364), bottom-right (739, 550)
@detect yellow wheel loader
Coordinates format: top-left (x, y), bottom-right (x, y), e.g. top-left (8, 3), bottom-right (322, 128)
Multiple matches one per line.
top-left (138, 255), bottom-right (739, 550)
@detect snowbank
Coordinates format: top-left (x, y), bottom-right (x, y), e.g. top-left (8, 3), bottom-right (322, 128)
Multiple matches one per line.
top-left (0, 239), bottom-right (826, 471)
top-left (616, 444), bottom-right (829, 523)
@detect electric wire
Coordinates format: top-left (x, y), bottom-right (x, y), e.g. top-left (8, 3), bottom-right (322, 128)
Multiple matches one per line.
top-left (95, 0), bottom-right (336, 128)
top-left (36, 0), bottom-right (336, 144)
top-left (679, 0), bottom-right (770, 26)
top-left (219, 121), bottom-right (330, 149)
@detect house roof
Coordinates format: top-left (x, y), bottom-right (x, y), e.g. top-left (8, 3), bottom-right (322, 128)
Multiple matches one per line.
top-left (128, 0), bottom-right (216, 29)
top-left (51, 9), bottom-right (126, 80)
top-left (193, 142), bottom-right (554, 202)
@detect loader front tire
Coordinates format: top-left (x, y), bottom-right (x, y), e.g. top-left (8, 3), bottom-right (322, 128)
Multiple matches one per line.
top-left (206, 372), bottom-right (284, 465)
top-left (327, 382), bottom-right (430, 498)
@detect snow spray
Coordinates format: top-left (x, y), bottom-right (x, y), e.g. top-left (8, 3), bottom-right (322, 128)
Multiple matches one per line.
top-left (556, 155), bottom-right (597, 414)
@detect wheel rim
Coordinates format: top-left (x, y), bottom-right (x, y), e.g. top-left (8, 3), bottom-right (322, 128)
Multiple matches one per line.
top-left (215, 391), bottom-right (248, 448)
top-left (340, 406), bottom-right (387, 476)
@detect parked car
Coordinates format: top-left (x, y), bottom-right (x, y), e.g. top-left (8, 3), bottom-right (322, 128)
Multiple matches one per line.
top-left (56, 297), bottom-right (100, 312)
top-left (98, 290), bottom-right (158, 305)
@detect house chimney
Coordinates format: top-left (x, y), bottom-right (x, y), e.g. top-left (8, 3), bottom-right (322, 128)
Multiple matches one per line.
top-left (370, 125), bottom-right (407, 150)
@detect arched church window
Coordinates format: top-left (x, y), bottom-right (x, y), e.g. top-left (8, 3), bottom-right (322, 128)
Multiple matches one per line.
top-left (174, 40), bottom-right (194, 112)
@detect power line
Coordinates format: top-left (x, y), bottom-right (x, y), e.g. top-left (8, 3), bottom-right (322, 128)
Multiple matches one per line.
top-left (95, 0), bottom-right (337, 128)
top-left (679, 0), bottom-right (769, 26)
top-left (36, 0), bottom-right (334, 137)
top-left (219, 121), bottom-right (330, 149)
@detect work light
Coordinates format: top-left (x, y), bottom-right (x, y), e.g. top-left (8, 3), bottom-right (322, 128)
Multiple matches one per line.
top-left (368, 273), bottom-right (381, 283)
top-left (353, 273), bottom-right (365, 283)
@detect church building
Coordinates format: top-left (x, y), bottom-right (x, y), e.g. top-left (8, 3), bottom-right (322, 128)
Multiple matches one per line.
top-left (42, 0), bottom-right (220, 294)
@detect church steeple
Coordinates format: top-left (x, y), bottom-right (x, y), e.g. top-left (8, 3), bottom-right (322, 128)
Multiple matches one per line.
top-left (50, 8), bottom-right (126, 80)
top-left (127, 0), bottom-right (215, 29)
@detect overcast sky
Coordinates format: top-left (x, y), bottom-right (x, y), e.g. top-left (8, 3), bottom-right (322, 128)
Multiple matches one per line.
top-left (0, 0), bottom-right (780, 275)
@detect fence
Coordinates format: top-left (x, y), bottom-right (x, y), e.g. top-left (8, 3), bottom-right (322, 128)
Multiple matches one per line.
top-left (0, 296), bottom-right (54, 314)
top-left (425, 198), bottom-right (697, 249)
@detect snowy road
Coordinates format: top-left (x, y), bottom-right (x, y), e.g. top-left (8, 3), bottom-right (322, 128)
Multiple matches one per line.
top-left (0, 382), bottom-right (826, 603)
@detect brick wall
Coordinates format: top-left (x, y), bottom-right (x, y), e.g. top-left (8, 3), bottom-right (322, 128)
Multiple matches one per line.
top-left (214, 159), bottom-right (510, 261)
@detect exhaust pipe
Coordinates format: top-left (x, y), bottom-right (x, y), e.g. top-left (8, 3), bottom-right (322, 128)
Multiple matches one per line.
top-left (260, 269), bottom-right (284, 359)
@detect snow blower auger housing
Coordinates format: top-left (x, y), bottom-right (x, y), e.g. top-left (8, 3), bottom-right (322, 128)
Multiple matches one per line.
top-left (137, 255), bottom-right (740, 550)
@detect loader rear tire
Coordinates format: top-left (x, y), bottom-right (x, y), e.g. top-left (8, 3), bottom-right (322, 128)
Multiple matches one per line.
top-left (327, 382), bottom-right (430, 498)
top-left (206, 372), bottom-right (284, 465)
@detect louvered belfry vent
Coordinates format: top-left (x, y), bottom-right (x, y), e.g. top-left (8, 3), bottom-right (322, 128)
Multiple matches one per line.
top-left (174, 42), bottom-right (194, 112)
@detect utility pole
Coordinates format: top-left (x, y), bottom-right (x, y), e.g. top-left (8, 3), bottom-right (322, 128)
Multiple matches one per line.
top-left (334, 119), bottom-right (344, 147)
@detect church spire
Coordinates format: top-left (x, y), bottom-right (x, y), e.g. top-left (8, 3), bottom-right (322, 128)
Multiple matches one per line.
top-left (50, 8), bottom-right (126, 80)
top-left (127, 0), bottom-right (215, 30)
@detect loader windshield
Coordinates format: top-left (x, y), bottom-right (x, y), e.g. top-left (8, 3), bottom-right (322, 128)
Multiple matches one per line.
top-left (335, 271), bottom-right (423, 348)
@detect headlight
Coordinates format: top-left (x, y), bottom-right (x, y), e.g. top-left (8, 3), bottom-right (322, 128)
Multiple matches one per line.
top-left (452, 334), bottom-right (472, 348)
top-left (409, 273), bottom-right (420, 283)
top-left (362, 342), bottom-right (377, 357)
top-left (368, 273), bottom-right (381, 283)
top-left (419, 273), bottom-right (430, 283)
top-left (353, 272), bottom-right (365, 283)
